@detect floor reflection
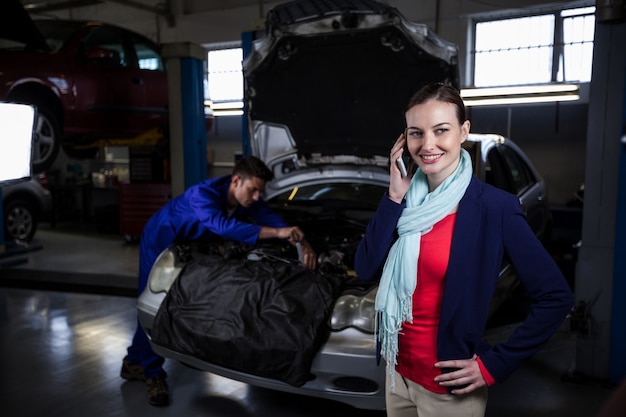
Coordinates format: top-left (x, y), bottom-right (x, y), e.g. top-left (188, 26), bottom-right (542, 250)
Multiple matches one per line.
top-left (0, 287), bottom-right (614, 417)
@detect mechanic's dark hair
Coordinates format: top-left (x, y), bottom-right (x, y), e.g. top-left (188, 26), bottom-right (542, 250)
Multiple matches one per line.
top-left (232, 156), bottom-right (274, 182)
top-left (406, 83), bottom-right (466, 125)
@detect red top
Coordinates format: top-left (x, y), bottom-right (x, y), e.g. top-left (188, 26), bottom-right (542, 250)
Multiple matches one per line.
top-left (395, 212), bottom-right (495, 392)
top-left (396, 213), bottom-right (456, 393)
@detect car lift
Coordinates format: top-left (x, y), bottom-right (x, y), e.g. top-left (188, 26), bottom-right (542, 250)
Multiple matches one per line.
top-left (71, 126), bottom-right (167, 150)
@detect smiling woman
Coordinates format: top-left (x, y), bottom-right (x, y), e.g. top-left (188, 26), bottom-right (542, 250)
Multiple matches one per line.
top-left (354, 83), bottom-right (573, 417)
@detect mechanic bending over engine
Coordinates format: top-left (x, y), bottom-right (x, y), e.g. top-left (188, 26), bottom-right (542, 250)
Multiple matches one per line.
top-left (121, 156), bottom-right (317, 407)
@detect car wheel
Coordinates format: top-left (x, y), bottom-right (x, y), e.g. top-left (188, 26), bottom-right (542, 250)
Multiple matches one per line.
top-left (31, 103), bottom-right (61, 173)
top-left (3, 197), bottom-right (38, 242)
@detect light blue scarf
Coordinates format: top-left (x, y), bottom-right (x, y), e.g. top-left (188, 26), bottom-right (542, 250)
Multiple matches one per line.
top-left (375, 148), bottom-right (473, 390)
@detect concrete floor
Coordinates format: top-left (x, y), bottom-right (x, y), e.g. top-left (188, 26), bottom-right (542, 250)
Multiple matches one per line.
top-left (0, 224), bottom-right (618, 417)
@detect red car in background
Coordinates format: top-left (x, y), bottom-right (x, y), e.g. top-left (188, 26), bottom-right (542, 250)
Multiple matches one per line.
top-left (0, 0), bottom-right (212, 173)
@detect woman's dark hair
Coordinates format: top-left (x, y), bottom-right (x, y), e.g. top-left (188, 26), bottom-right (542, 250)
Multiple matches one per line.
top-left (406, 83), bottom-right (466, 125)
top-left (232, 156), bottom-right (274, 182)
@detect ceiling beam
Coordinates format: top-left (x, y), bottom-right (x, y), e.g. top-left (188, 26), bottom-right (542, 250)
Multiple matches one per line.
top-left (22, 0), bottom-right (103, 13)
top-left (22, 0), bottom-right (175, 27)
top-left (106, 0), bottom-right (175, 26)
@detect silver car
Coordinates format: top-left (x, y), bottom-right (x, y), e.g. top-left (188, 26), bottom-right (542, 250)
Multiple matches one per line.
top-left (2, 173), bottom-right (52, 242)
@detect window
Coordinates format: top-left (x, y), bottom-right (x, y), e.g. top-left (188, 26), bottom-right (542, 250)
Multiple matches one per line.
top-left (560, 8), bottom-right (595, 82)
top-left (34, 20), bottom-right (80, 52)
top-left (82, 27), bottom-right (127, 67)
top-left (207, 47), bottom-right (243, 102)
top-left (485, 143), bottom-right (536, 196)
top-left (498, 145), bottom-right (535, 195)
top-left (471, 5), bottom-right (595, 87)
top-left (131, 35), bottom-right (164, 71)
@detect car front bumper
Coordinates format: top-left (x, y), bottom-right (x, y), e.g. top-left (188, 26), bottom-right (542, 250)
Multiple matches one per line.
top-left (137, 289), bottom-right (386, 410)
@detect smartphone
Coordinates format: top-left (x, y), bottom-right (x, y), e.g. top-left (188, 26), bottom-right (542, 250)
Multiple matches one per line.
top-left (396, 144), bottom-right (410, 177)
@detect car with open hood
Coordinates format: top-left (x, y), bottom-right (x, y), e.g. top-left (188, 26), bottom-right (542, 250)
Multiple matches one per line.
top-left (137, 0), bottom-right (551, 410)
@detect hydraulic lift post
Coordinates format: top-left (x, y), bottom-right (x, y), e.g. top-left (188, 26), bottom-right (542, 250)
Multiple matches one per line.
top-left (161, 42), bottom-right (208, 197)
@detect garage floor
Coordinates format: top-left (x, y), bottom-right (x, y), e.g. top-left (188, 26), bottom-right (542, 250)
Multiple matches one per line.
top-left (0, 224), bottom-right (617, 417)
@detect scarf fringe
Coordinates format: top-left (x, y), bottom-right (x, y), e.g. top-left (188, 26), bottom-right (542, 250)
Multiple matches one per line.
top-left (375, 296), bottom-right (412, 392)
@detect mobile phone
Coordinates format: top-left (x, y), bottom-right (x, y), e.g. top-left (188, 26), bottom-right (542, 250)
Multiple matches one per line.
top-left (396, 144), bottom-right (410, 177)
top-left (396, 155), bottom-right (408, 177)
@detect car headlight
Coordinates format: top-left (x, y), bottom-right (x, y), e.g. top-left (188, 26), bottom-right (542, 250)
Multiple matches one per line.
top-left (330, 286), bottom-right (377, 333)
top-left (148, 249), bottom-right (182, 293)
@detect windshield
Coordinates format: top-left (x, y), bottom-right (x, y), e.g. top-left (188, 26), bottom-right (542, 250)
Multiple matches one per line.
top-left (270, 183), bottom-right (386, 205)
top-left (33, 20), bottom-right (82, 52)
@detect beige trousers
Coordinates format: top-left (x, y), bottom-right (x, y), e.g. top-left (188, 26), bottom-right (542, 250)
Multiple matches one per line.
top-left (386, 369), bottom-right (488, 417)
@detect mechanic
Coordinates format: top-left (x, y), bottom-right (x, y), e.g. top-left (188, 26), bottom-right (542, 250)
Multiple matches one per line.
top-left (121, 156), bottom-right (317, 407)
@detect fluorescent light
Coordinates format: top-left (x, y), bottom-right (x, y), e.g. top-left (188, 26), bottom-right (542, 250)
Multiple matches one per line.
top-left (212, 101), bottom-right (243, 110)
top-left (464, 94), bottom-right (580, 106)
top-left (213, 109), bottom-right (244, 116)
top-left (461, 84), bottom-right (580, 106)
top-left (461, 84), bottom-right (579, 97)
top-left (205, 100), bottom-right (243, 116)
top-left (210, 101), bottom-right (244, 116)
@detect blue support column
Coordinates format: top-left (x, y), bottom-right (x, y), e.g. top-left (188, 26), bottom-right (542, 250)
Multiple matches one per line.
top-left (0, 187), bottom-right (5, 248)
top-left (241, 31), bottom-right (254, 158)
top-left (162, 42), bottom-right (207, 197)
top-left (576, 17), bottom-right (626, 383)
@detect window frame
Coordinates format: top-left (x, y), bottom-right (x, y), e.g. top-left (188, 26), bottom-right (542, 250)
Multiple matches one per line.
top-left (466, 2), bottom-right (596, 88)
top-left (204, 41), bottom-right (243, 105)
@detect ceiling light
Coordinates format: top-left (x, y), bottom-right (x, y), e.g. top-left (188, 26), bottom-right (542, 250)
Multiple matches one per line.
top-left (461, 84), bottom-right (580, 106)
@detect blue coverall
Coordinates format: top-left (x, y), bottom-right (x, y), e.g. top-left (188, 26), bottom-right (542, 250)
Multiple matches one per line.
top-left (126, 175), bottom-right (288, 378)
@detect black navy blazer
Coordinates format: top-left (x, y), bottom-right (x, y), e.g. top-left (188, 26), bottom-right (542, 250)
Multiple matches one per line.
top-left (355, 176), bottom-right (574, 383)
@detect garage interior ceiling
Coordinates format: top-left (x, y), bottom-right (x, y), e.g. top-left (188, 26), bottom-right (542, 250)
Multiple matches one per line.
top-left (21, 0), bottom-right (266, 14)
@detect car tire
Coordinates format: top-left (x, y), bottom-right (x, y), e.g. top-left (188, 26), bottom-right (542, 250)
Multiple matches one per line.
top-left (3, 197), bottom-right (38, 242)
top-left (31, 103), bottom-right (61, 173)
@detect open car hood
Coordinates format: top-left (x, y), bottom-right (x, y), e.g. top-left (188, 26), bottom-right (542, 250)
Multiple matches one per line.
top-left (0, 0), bottom-right (50, 52)
top-left (243, 0), bottom-right (459, 177)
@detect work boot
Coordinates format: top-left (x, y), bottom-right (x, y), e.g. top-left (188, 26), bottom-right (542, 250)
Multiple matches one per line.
top-left (146, 376), bottom-right (170, 407)
top-left (120, 356), bottom-right (145, 381)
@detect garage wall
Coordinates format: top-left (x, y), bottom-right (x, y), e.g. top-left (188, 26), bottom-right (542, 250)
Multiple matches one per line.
top-left (35, 0), bottom-right (591, 205)
top-left (470, 102), bottom-right (588, 204)
top-left (205, 115), bottom-right (244, 179)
